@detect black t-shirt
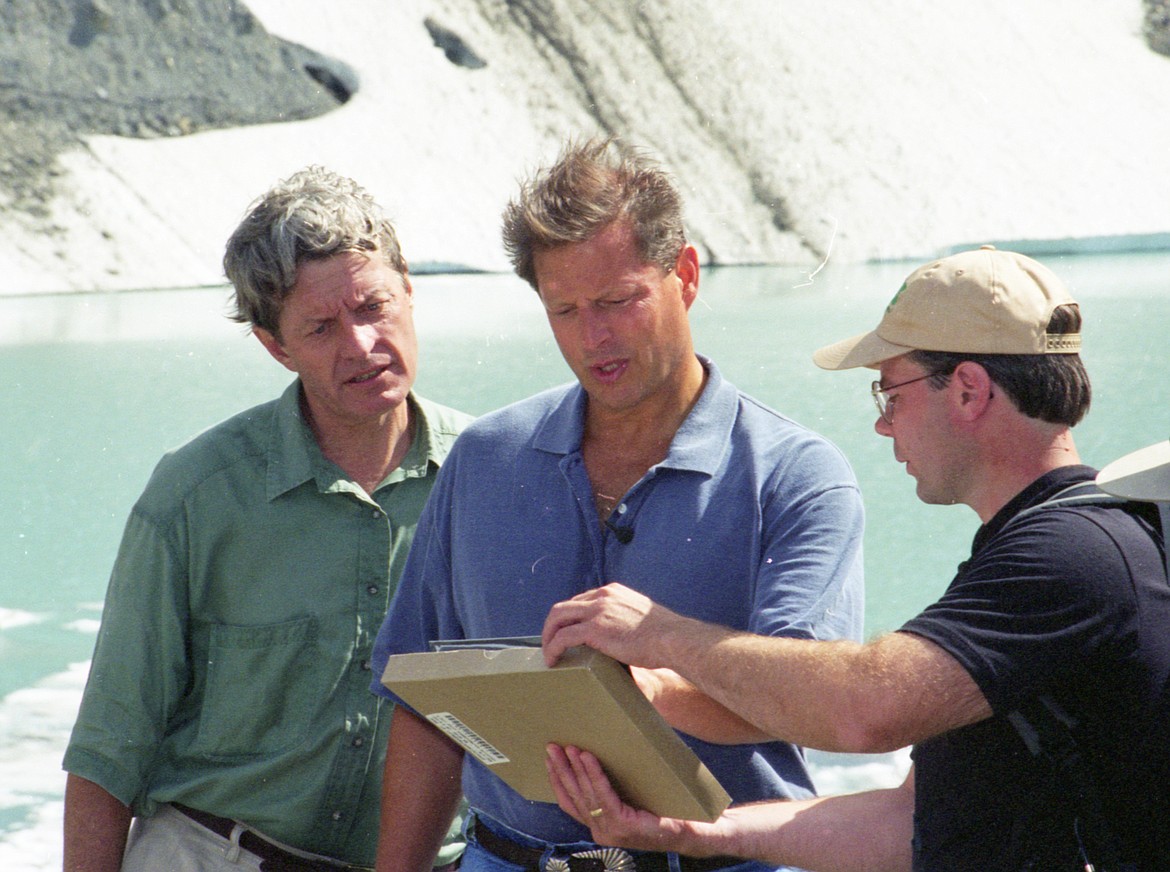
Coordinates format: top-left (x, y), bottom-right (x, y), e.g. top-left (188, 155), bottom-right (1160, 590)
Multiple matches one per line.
top-left (902, 466), bottom-right (1170, 871)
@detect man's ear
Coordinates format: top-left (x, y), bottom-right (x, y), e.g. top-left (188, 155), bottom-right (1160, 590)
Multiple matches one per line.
top-left (254, 326), bottom-right (296, 373)
top-left (952, 361), bottom-right (994, 419)
top-left (675, 245), bottom-right (700, 309)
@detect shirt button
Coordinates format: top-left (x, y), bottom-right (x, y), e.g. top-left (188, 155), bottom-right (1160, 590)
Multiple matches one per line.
top-left (332, 810), bottom-right (343, 821)
top-left (371, 509), bottom-right (380, 519)
top-left (361, 659), bottom-right (372, 671)
top-left (367, 584), bottom-right (380, 596)
top-left (352, 736), bottom-right (365, 748)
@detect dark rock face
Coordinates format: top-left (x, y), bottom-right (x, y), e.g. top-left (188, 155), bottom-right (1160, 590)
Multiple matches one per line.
top-left (0, 0), bottom-right (353, 217)
top-left (1147, 0), bottom-right (1170, 56)
top-left (424, 17), bottom-right (487, 70)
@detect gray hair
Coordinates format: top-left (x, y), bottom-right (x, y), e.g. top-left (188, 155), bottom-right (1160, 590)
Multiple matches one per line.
top-left (224, 166), bottom-right (406, 335)
top-left (501, 137), bottom-right (687, 290)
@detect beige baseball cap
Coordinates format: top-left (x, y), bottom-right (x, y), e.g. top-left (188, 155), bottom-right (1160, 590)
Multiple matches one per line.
top-left (813, 245), bottom-right (1082, 370)
top-left (1097, 440), bottom-right (1170, 503)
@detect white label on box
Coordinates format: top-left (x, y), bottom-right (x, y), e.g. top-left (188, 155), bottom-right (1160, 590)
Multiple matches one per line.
top-left (427, 712), bottom-right (510, 766)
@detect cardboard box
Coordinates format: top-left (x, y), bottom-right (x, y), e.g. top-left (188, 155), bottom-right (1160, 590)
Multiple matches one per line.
top-left (381, 644), bottom-right (731, 821)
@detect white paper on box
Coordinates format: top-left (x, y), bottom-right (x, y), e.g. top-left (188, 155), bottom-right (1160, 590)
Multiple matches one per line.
top-left (427, 712), bottom-right (511, 765)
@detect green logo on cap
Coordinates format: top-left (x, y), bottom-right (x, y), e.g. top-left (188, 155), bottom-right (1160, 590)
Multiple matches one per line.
top-left (885, 281), bottom-right (907, 313)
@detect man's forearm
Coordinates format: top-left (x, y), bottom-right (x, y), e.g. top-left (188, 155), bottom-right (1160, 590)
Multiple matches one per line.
top-left (548, 743), bottom-right (914, 872)
top-left (64, 773), bottom-right (132, 872)
top-left (543, 585), bottom-right (892, 750)
top-left (696, 776), bottom-right (915, 872)
top-left (376, 707), bottom-right (466, 872)
top-left (542, 584), bottom-right (990, 753)
top-left (664, 625), bottom-right (990, 753)
top-left (633, 667), bottom-right (772, 744)
top-left (659, 621), bottom-right (887, 751)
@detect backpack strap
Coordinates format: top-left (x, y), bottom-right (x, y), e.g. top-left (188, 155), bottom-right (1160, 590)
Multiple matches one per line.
top-left (1005, 481), bottom-right (1169, 580)
top-left (1006, 695), bottom-right (1129, 870)
top-left (1159, 503), bottom-right (1170, 582)
top-left (1005, 481), bottom-right (1124, 523)
top-left (1001, 481), bottom-right (1157, 870)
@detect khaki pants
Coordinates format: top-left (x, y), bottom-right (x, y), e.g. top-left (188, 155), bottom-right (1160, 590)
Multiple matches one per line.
top-left (122, 804), bottom-right (264, 871)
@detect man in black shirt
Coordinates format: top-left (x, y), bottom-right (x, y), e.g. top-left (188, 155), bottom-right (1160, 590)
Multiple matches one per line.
top-left (539, 247), bottom-right (1170, 871)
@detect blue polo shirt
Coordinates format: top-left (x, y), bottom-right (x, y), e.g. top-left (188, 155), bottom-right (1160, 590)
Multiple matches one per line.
top-left (372, 357), bottom-right (865, 843)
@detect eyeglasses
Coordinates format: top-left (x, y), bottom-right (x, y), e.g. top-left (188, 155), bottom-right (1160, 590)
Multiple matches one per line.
top-left (870, 372), bottom-right (942, 423)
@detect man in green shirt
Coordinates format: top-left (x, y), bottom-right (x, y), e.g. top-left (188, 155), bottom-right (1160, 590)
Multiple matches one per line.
top-left (62, 167), bottom-right (472, 872)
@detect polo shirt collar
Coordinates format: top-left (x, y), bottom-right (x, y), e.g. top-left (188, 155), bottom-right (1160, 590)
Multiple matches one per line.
top-left (669, 356), bottom-right (736, 474)
top-left (974, 464), bottom-right (1098, 549)
top-left (264, 381), bottom-right (437, 501)
top-left (532, 355), bottom-right (735, 476)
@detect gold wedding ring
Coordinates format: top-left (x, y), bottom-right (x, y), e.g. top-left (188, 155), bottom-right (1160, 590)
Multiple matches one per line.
top-left (589, 807), bottom-right (604, 818)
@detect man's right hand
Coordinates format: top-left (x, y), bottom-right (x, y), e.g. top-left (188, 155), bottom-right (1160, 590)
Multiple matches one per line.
top-left (541, 582), bottom-right (701, 668)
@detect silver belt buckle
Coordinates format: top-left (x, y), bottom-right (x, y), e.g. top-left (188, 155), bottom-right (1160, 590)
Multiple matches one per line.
top-left (544, 847), bottom-right (636, 872)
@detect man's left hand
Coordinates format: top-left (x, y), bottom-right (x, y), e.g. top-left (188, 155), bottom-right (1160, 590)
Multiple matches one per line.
top-left (545, 743), bottom-right (710, 855)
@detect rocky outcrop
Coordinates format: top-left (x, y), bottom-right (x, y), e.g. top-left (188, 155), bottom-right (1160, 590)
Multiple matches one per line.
top-left (1147, 0), bottom-right (1170, 55)
top-left (0, 0), bottom-right (351, 220)
top-left (2, 0), bottom-right (1169, 294)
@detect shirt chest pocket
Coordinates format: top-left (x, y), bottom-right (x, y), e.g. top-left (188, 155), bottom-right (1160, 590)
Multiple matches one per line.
top-left (191, 616), bottom-right (327, 760)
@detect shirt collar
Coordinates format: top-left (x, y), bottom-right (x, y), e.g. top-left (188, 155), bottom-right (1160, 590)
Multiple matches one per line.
top-left (388, 394), bottom-right (436, 482)
top-left (974, 464), bottom-right (1098, 551)
top-left (265, 381), bottom-right (318, 501)
top-left (264, 381), bottom-right (438, 501)
top-left (531, 355), bottom-right (735, 476)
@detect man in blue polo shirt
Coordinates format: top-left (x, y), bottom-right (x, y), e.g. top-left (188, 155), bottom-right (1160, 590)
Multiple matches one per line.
top-left (369, 138), bottom-right (866, 872)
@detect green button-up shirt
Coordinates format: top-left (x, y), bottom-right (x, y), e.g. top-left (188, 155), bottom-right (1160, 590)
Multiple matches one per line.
top-left (63, 381), bottom-right (472, 866)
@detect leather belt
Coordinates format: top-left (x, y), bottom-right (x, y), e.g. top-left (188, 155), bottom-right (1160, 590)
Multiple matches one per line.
top-left (473, 817), bottom-right (741, 872)
top-left (174, 803), bottom-right (373, 872)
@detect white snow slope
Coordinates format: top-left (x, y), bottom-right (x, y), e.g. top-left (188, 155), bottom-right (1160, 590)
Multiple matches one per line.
top-left (3, 0), bottom-right (1169, 295)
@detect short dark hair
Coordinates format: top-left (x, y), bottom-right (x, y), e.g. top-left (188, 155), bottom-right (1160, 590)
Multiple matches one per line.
top-left (911, 304), bottom-right (1091, 426)
top-left (501, 136), bottom-right (687, 290)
